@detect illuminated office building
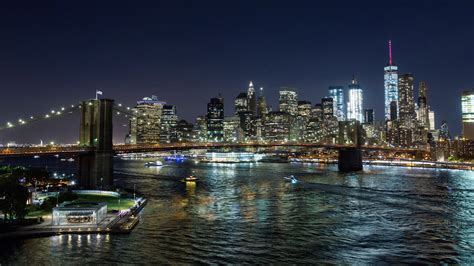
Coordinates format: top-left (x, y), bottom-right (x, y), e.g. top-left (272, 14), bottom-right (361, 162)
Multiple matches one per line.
top-left (322, 97), bottom-right (334, 119)
top-left (264, 111), bottom-right (291, 142)
top-left (462, 90), bottom-right (474, 139)
top-left (130, 95), bottom-right (166, 144)
top-left (160, 104), bottom-right (178, 143)
top-left (257, 87), bottom-right (268, 117)
top-left (207, 97), bottom-right (224, 142)
top-left (328, 86), bottom-right (345, 121)
top-left (279, 88), bottom-right (298, 116)
top-left (384, 40), bottom-right (399, 121)
top-left (429, 111), bottom-right (435, 131)
top-left (347, 77), bottom-right (363, 122)
top-left (234, 92), bottom-right (248, 114)
top-left (398, 74), bottom-right (416, 127)
top-left (417, 81), bottom-right (430, 129)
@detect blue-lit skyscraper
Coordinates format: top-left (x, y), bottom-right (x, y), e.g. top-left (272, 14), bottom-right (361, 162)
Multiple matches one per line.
top-left (384, 40), bottom-right (398, 121)
top-left (347, 77), bottom-right (364, 122)
top-left (328, 86), bottom-right (345, 121)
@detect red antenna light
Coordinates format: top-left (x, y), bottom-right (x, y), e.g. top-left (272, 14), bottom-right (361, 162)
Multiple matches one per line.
top-left (389, 40), bottom-right (393, 66)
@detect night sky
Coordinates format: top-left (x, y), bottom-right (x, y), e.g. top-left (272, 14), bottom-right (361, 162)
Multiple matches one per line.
top-left (0, 1), bottom-right (473, 144)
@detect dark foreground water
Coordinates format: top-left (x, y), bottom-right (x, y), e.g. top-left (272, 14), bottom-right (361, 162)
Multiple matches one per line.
top-left (1, 160), bottom-right (474, 264)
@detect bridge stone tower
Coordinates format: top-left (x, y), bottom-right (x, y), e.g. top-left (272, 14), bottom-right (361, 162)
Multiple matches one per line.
top-left (337, 120), bottom-right (363, 171)
top-left (78, 99), bottom-right (114, 189)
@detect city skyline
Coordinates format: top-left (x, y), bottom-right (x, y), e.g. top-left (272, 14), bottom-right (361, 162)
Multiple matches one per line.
top-left (0, 2), bottom-right (473, 143)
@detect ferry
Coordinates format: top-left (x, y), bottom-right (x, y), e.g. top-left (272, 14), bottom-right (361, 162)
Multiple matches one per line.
top-left (145, 161), bottom-right (163, 167)
top-left (199, 152), bottom-right (264, 163)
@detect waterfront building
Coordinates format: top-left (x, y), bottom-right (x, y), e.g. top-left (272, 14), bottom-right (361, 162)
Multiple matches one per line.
top-left (247, 81), bottom-right (257, 114)
top-left (52, 202), bottom-right (107, 226)
top-left (364, 109), bottom-right (374, 124)
top-left (322, 97), bottom-right (334, 119)
top-left (223, 116), bottom-right (243, 142)
top-left (347, 77), bottom-right (363, 122)
top-left (384, 40), bottom-right (399, 121)
top-left (234, 92), bottom-right (248, 114)
top-left (175, 120), bottom-right (194, 142)
top-left (263, 111), bottom-right (291, 142)
top-left (462, 90), bottom-right (474, 140)
top-left (193, 115), bottom-right (207, 142)
top-left (279, 88), bottom-right (298, 116)
top-left (160, 104), bottom-right (178, 143)
top-left (130, 95), bottom-right (166, 144)
top-left (328, 86), bottom-right (345, 121)
top-left (207, 97), bottom-right (224, 142)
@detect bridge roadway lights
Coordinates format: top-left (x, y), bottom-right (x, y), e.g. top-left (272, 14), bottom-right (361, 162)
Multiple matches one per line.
top-left (338, 147), bottom-right (363, 172)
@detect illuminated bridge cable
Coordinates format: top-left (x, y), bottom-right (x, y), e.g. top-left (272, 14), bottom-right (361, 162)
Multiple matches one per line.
top-left (0, 103), bottom-right (82, 131)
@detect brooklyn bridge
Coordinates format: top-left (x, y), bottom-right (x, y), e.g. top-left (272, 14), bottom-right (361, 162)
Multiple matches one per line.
top-left (0, 98), bottom-right (424, 189)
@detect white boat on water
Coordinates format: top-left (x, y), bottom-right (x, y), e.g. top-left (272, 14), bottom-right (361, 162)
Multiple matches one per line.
top-left (284, 175), bottom-right (298, 184)
top-left (145, 161), bottom-right (163, 167)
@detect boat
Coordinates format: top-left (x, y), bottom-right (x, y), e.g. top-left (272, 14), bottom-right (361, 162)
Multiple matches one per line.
top-left (183, 175), bottom-right (198, 182)
top-left (67, 158), bottom-right (75, 162)
top-left (145, 161), bottom-right (163, 167)
top-left (284, 175), bottom-right (298, 184)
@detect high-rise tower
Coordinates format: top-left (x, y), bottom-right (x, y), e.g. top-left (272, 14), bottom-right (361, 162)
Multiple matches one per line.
top-left (328, 86), bottom-right (345, 121)
top-left (384, 40), bottom-right (399, 121)
top-left (417, 81), bottom-right (430, 129)
top-left (247, 81), bottom-right (257, 114)
top-left (347, 77), bottom-right (364, 122)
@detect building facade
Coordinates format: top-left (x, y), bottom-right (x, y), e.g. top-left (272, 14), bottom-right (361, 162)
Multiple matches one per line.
top-left (384, 40), bottom-right (399, 121)
top-left (328, 86), bottom-right (345, 121)
top-left (206, 97), bottom-right (224, 142)
top-left (462, 90), bottom-right (474, 140)
top-left (130, 95), bottom-right (166, 144)
top-left (347, 78), bottom-right (363, 122)
top-left (279, 88), bottom-right (298, 116)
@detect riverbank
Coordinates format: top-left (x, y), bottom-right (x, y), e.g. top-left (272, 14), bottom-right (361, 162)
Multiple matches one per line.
top-left (290, 158), bottom-right (474, 170)
top-left (0, 198), bottom-right (147, 241)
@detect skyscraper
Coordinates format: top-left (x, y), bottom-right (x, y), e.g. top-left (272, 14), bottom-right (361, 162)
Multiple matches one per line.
top-left (207, 97), bottom-right (224, 142)
top-left (160, 104), bottom-right (178, 143)
top-left (462, 90), bottom-right (474, 140)
top-left (257, 87), bottom-right (268, 117)
top-left (417, 81), bottom-right (430, 129)
top-left (279, 88), bottom-right (298, 116)
top-left (130, 95), bottom-right (166, 144)
top-left (234, 92), bottom-right (248, 114)
top-left (398, 74), bottom-right (416, 127)
top-left (384, 40), bottom-right (399, 121)
top-left (247, 81), bottom-right (257, 114)
top-left (321, 97), bottom-right (334, 119)
top-left (347, 77), bottom-right (363, 122)
top-left (328, 86), bottom-right (345, 121)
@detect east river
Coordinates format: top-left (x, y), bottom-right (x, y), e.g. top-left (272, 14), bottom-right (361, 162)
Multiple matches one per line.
top-left (1, 159), bottom-right (473, 264)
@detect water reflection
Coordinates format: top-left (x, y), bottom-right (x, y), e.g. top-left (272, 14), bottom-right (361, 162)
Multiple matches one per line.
top-left (1, 162), bottom-right (473, 264)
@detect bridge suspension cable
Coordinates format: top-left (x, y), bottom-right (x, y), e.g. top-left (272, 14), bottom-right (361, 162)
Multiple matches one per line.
top-left (0, 103), bottom-right (82, 131)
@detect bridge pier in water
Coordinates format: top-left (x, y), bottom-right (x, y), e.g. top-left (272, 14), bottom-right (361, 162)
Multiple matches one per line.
top-left (78, 99), bottom-right (114, 189)
top-left (337, 121), bottom-right (363, 172)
